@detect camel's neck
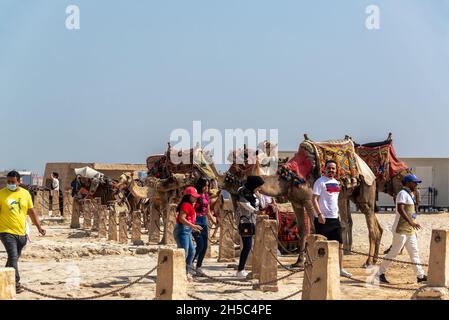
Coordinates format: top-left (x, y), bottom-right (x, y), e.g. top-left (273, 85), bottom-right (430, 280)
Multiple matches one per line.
top-left (257, 175), bottom-right (289, 197)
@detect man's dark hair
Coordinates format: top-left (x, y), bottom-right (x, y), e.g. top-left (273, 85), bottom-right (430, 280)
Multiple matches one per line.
top-left (7, 170), bottom-right (21, 180)
top-left (52, 172), bottom-right (59, 179)
top-left (325, 160), bottom-right (338, 168)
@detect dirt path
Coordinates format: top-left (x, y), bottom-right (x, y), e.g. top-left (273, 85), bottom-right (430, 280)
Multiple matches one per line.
top-left (3, 211), bottom-right (446, 300)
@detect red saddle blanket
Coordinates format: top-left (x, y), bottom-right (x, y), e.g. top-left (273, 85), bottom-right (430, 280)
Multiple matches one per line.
top-left (356, 142), bottom-right (407, 180)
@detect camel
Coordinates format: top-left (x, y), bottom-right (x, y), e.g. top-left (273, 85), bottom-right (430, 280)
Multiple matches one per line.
top-left (251, 135), bottom-right (382, 267)
top-left (354, 133), bottom-right (419, 254)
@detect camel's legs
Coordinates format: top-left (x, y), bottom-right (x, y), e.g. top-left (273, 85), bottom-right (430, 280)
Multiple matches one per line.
top-left (303, 199), bottom-right (316, 235)
top-left (339, 197), bottom-right (353, 255)
top-left (358, 202), bottom-right (382, 266)
top-left (291, 204), bottom-right (307, 268)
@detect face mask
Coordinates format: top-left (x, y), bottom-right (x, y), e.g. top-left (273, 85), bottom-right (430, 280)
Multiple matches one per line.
top-left (7, 184), bottom-right (17, 191)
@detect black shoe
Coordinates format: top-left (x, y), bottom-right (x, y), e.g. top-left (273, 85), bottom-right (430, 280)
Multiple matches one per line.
top-left (417, 275), bottom-right (428, 283)
top-left (16, 284), bottom-right (24, 294)
top-left (378, 274), bottom-right (390, 284)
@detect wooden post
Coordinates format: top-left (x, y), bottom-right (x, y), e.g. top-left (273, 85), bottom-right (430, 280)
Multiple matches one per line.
top-left (33, 191), bottom-right (44, 216)
top-left (218, 209), bottom-right (236, 262)
top-left (82, 200), bottom-right (92, 229)
top-left (302, 234), bottom-right (328, 300)
top-left (108, 209), bottom-right (118, 241)
top-left (131, 210), bottom-right (142, 243)
top-left (70, 198), bottom-right (81, 229)
top-left (162, 204), bottom-right (177, 245)
top-left (148, 203), bottom-right (161, 244)
top-left (155, 247), bottom-right (187, 300)
top-left (91, 198), bottom-right (101, 231)
top-left (205, 218), bottom-right (213, 259)
top-left (257, 219), bottom-right (278, 292)
top-left (252, 215), bottom-right (269, 279)
top-left (303, 240), bottom-right (340, 300)
top-left (51, 191), bottom-right (60, 216)
top-left (0, 268), bottom-right (16, 300)
top-left (98, 206), bottom-right (107, 238)
top-left (413, 229), bottom-right (449, 299)
top-left (119, 212), bottom-right (128, 244)
top-left (428, 229), bottom-right (449, 287)
top-left (62, 191), bottom-right (73, 221)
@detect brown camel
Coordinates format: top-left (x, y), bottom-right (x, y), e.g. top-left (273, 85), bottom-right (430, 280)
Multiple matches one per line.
top-left (354, 133), bottom-right (419, 255)
top-left (253, 135), bottom-right (382, 267)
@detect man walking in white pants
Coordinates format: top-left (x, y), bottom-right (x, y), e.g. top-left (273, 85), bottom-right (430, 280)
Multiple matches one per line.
top-left (377, 174), bottom-right (427, 284)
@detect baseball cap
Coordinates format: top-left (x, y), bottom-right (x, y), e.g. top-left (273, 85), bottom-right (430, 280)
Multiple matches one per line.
top-left (402, 174), bottom-right (422, 184)
top-left (183, 186), bottom-right (200, 198)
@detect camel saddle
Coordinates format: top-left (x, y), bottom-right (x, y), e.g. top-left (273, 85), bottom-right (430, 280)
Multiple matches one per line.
top-left (355, 139), bottom-right (408, 181)
top-left (281, 138), bottom-right (375, 188)
top-left (147, 147), bottom-right (218, 180)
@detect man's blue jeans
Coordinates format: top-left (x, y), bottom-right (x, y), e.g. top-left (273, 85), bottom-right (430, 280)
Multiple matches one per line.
top-left (0, 232), bottom-right (27, 285)
top-left (174, 223), bottom-right (195, 272)
top-left (192, 215), bottom-right (208, 268)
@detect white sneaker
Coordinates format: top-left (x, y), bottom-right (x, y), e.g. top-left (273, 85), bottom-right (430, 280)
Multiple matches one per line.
top-left (340, 269), bottom-right (352, 277)
top-left (236, 270), bottom-right (248, 278)
top-left (196, 267), bottom-right (203, 275)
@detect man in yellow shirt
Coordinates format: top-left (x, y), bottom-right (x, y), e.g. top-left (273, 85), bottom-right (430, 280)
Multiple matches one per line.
top-left (0, 171), bottom-right (46, 293)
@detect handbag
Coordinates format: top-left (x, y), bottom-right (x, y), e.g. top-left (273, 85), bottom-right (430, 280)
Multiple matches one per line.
top-left (238, 215), bottom-right (255, 237)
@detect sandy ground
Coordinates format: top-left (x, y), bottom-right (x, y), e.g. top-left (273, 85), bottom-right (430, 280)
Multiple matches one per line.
top-left (3, 211), bottom-right (448, 300)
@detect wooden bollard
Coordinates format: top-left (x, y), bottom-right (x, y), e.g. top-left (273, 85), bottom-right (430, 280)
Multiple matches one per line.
top-left (155, 247), bottom-right (187, 300)
top-left (118, 212), bottom-right (128, 244)
top-left (0, 268), bottom-right (16, 300)
top-left (53, 191), bottom-right (60, 215)
top-left (83, 200), bottom-right (92, 229)
top-left (131, 210), bottom-right (142, 243)
top-left (413, 229), bottom-right (449, 299)
top-left (91, 198), bottom-right (101, 231)
top-left (218, 209), bottom-right (236, 262)
top-left (148, 204), bottom-right (161, 244)
top-left (108, 210), bottom-right (118, 241)
top-left (252, 215), bottom-right (269, 279)
top-left (63, 191), bottom-right (73, 221)
top-left (302, 234), bottom-right (328, 300)
top-left (162, 204), bottom-right (177, 245)
top-left (70, 198), bottom-right (81, 229)
top-left (98, 206), bottom-right (107, 238)
top-left (257, 219), bottom-right (278, 292)
top-left (205, 218), bottom-right (214, 259)
top-left (303, 240), bottom-right (340, 300)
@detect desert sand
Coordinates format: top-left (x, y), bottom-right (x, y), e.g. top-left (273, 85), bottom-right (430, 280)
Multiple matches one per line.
top-left (3, 211), bottom-right (448, 300)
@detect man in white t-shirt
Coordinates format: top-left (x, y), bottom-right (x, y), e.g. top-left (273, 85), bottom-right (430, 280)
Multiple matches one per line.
top-left (312, 160), bottom-right (352, 277)
top-left (377, 174), bottom-right (427, 284)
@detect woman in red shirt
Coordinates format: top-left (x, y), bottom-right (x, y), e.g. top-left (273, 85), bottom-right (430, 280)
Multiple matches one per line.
top-left (174, 186), bottom-right (202, 280)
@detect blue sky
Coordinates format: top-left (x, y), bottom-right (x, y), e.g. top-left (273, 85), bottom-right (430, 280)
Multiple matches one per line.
top-left (1, 0), bottom-right (448, 174)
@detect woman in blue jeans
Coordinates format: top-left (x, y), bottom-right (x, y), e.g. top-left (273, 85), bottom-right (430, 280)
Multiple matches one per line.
top-left (192, 178), bottom-right (217, 275)
top-left (173, 186), bottom-right (202, 281)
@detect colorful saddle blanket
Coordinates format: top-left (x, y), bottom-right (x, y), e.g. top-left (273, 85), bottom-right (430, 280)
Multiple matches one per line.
top-left (280, 139), bottom-right (375, 188)
top-left (355, 141), bottom-right (408, 181)
top-left (147, 148), bottom-right (218, 179)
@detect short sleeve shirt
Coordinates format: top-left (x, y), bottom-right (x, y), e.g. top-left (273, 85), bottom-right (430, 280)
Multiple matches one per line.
top-left (393, 190), bottom-right (417, 235)
top-left (312, 176), bottom-right (340, 219)
top-left (0, 187), bottom-right (34, 236)
top-left (177, 202), bottom-right (196, 225)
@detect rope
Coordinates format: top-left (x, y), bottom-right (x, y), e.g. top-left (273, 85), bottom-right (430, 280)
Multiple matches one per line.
top-left (276, 289), bottom-right (302, 300)
top-left (350, 250), bottom-right (429, 267)
top-left (188, 265), bottom-right (300, 288)
top-left (187, 292), bottom-right (204, 300)
top-left (22, 259), bottom-right (165, 300)
top-left (268, 249), bottom-right (303, 272)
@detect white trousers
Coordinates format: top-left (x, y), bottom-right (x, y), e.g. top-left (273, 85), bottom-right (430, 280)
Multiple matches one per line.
top-left (378, 232), bottom-right (424, 277)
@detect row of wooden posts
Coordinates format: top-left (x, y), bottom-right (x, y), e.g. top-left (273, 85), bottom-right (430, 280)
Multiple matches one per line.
top-left (155, 229), bottom-right (449, 300)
